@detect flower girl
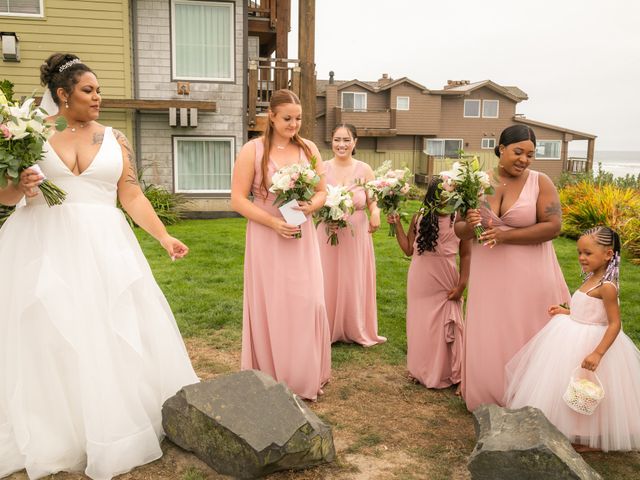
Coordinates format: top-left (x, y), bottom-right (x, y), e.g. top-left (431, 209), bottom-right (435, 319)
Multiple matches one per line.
top-left (505, 226), bottom-right (640, 451)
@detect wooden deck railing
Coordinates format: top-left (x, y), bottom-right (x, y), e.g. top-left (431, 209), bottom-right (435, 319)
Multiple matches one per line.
top-left (248, 57), bottom-right (300, 128)
top-left (247, 0), bottom-right (276, 27)
top-left (334, 108), bottom-right (397, 131)
top-left (565, 157), bottom-right (588, 174)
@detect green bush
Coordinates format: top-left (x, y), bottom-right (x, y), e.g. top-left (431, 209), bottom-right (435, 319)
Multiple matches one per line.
top-left (557, 162), bottom-right (640, 190)
top-left (559, 181), bottom-right (640, 263)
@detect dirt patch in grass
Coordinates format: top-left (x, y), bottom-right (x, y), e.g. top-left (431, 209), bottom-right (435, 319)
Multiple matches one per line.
top-left (7, 342), bottom-right (640, 480)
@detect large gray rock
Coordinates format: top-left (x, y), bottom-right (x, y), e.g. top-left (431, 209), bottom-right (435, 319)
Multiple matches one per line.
top-left (468, 404), bottom-right (602, 480)
top-left (162, 370), bottom-right (335, 479)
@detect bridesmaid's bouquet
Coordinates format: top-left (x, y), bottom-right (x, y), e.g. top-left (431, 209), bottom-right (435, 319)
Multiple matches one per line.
top-left (269, 156), bottom-right (321, 238)
top-left (0, 80), bottom-right (67, 206)
top-left (438, 157), bottom-right (494, 241)
top-left (315, 184), bottom-right (354, 246)
top-left (362, 160), bottom-right (412, 236)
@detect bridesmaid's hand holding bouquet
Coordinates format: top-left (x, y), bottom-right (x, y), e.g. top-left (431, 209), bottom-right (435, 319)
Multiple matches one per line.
top-left (314, 184), bottom-right (354, 246)
top-left (0, 80), bottom-right (67, 206)
top-left (269, 156), bottom-right (321, 238)
top-left (362, 160), bottom-right (412, 236)
top-left (438, 157), bottom-right (494, 242)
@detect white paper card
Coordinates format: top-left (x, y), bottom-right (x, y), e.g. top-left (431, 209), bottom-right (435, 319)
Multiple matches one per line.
top-left (278, 199), bottom-right (308, 226)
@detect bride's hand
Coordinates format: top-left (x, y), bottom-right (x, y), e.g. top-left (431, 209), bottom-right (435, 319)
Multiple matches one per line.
top-left (19, 167), bottom-right (44, 198)
top-left (160, 235), bottom-right (189, 260)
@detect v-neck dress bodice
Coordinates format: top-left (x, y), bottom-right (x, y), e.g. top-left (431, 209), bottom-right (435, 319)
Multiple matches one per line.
top-left (0, 127), bottom-right (198, 479)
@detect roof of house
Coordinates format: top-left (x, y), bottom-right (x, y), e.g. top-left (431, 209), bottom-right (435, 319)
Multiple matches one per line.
top-left (317, 76), bottom-right (429, 96)
top-left (429, 80), bottom-right (529, 102)
top-left (513, 116), bottom-right (596, 140)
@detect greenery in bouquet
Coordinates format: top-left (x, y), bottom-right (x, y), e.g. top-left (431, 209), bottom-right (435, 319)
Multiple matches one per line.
top-left (438, 156), bottom-right (494, 241)
top-left (314, 184), bottom-right (354, 246)
top-left (268, 155), bottom-right (321, 238)
top-left (362, 160), bottom-right (412, 236)
top-left (0, 80), bottom-right (67, 206)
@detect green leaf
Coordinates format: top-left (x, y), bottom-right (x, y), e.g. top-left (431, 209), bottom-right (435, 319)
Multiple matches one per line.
top-left (55, 116), bottom-right (68, 131)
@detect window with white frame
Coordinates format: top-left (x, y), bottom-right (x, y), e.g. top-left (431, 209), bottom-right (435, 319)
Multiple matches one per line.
top-left (481, 138), bottom-right (496, 149)
top-left (535, 140), bottom-right (561, 159)
top-left (463, 99), bottom-right (480, 118)
top-left (424, 139), bottom-right (463, 157)
top-left (341, 92), bottom-right (367, 112)
top-left (0, 0), bottom-right (42, 16)
top-left (396, 96), bottom-right (410, 111)
top-left (482, 100), bottom-right (499, 118)
top-left (171, 0), bottom-right (234, 81)
top-left (174, 137), bottom-right (235, 192)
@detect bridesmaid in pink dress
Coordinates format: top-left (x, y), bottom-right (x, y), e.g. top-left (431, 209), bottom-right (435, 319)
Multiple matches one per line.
top-left (230, 89), bottom-right (331, 401)
top-left (456, 125), bottom-right (571, 411)
top-left (388, 177), bottom-right (471, 388)
top-left (317, 124), bottom-right (386, 346)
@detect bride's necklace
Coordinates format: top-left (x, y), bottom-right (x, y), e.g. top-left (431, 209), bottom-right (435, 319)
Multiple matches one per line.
top-left (67, 121), bottom-right (87, 133)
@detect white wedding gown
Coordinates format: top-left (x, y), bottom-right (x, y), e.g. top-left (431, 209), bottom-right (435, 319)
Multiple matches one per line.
top-left (0, 127), bottom-right (199, 479)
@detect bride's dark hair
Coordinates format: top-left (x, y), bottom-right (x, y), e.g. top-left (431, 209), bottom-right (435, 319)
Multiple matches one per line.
top-left (40, 53), bottom-right (94, 105)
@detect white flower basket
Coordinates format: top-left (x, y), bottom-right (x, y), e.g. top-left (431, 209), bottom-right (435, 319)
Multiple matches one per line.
top-left (562, 367), bottom-right (605, 416)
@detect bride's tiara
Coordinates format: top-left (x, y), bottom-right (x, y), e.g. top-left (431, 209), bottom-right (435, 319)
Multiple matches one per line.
top-left (58, 58), bottom-right (82, 73)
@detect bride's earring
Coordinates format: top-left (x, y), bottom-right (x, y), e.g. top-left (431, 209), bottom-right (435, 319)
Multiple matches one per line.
top-left (65, 101), bottom-right (69, 109)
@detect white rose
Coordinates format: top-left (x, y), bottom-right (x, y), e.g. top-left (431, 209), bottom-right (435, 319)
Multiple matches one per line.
top-left (329, 206), bottom-right (343, 221)
top-left (476, 171), bottom-right (491, 189)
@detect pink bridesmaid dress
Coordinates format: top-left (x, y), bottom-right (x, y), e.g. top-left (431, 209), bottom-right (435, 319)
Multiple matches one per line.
top-left (406, 215), bottom-right (463, 388)
top-left (240, 139), bottom-right (331, 401)
top-left (317, 160), bottom-right (386, 346)
top-left (462, 169), bottom-right (571, 411)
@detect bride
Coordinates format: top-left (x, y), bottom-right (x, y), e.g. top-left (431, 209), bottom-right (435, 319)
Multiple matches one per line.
top-left (0, 53), bottom-right (199, 480)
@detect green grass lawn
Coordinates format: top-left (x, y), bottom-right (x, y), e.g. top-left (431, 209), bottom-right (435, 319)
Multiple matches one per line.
top-left (137, 216), bottom-right (640, 355)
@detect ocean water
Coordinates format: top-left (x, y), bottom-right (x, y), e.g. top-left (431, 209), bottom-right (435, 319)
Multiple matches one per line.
top-left (569, 151), bottom-right (640, 177)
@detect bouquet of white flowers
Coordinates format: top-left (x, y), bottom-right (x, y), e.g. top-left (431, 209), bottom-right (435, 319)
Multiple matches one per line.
top-left (269, 156), bottom-right (321, 238)
top-left (315, 184), bottom-right (354, 246)
top-left (0, 80), bottom-right (66, 206)
top-left (362, 160), bottom-right (412, 236)
top-left (438, 157), bottom-right (494, 241)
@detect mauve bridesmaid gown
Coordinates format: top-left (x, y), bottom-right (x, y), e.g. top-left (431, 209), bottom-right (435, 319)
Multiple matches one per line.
top-left (240, 139), bottom-right (331, 401)
top-left (317, 160), bottom-right (386, 346)
top-left (406, 214), bottom-right (463, 388)
top-left (462, 169), bottom-right (571, 411)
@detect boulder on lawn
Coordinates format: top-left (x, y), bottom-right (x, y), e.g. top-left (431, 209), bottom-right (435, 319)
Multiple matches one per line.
top-left (468, 404), bottom-right (602, 480)
top-left (162, 370), bottom-right (335, 479)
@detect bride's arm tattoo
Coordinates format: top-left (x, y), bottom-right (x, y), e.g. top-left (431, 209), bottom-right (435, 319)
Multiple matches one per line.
top-left (113, 129), bottom-right (139, 186)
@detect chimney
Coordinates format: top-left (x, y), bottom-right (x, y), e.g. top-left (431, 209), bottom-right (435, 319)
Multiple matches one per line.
top-left (329, 71), bottom-right (334, 84)
top-left (378, 73), bottom-right (392, 86)
top-left (444, 79), bottom-right (470, 89)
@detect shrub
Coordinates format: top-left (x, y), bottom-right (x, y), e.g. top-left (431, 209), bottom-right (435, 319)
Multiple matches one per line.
top-left (406, 183), bottom-right (426, 201)
top-left (560, 181), bottom-right (640, 263)
top-left (557, 162), bottom-right (640, 190)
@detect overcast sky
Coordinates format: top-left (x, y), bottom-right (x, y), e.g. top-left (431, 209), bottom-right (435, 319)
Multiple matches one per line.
top-left (289, 0), bottom-right (640, 151)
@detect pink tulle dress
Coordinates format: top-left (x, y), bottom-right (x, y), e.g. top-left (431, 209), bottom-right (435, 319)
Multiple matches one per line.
top-left (406, 214), bottom-right (463, 388)
top-left (462, 170), bottom-right (571, 411)
top-left (240, 138), bottom-right (331, 401)
top-left (505, 284), bottom-right (640, 451)
top-left (317, 160), bottom-right (386, 346)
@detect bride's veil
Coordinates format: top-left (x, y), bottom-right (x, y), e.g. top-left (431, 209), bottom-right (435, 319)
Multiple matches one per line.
top-left (40, 87), bottom-right (59, 116)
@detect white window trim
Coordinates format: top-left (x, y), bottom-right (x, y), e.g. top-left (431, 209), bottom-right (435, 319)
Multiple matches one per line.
top-left (0, 0), bottom-right (43, 17)
top-left (173, 136), bottom-right (236, 193)
top-left (482, 100), bottom-right (499, 118)
top-left (396, 96), bottom-right (410, 111)
top-left (481, 138), bottom-right (496, 149)
top-left (536, 140), bottom-right (562, 160)
top-left (341, 91), bottom-right (367, 112)
top-left (424, 138), bottom-right (464, 156)
top-left (171, 0), bottom-right (235, 82)
top-left (463, 99), bottom-right (481, 118)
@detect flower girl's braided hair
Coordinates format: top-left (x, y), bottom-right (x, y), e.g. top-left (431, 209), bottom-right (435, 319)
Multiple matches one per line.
top-left (582, 226), bottom-right (621, 288)
top-left (40, 53), bottom-right (94, 106)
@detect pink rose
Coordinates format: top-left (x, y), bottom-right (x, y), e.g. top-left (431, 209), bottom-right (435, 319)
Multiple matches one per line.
top-left (0, 124), bottom-right (12, 139)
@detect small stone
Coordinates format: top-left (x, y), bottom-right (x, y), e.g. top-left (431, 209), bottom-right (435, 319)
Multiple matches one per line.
top-left (468, 404), bottom-right (602, 480)
top-left (162, 370), bottom-right (335, 479)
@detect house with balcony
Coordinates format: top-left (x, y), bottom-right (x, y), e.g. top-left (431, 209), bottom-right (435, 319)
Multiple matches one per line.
top-left (2, 0), bottom-right (315, 215)
top-left (315, 75), bottom-right (596, 181)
